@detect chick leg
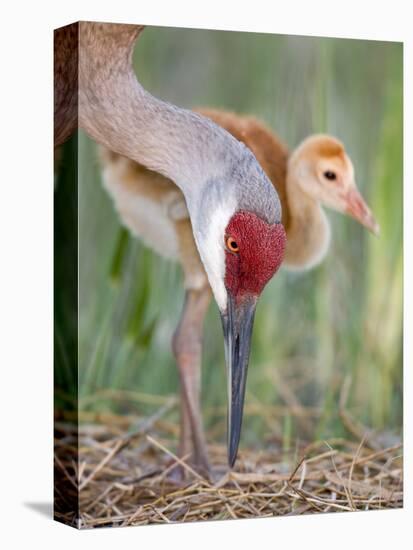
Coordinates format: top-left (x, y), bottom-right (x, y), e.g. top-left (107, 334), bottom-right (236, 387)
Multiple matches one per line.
top-left (172, 286), bottom-right (211, 474)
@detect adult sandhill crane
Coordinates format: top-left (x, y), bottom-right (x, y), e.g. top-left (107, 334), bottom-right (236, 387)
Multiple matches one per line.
top-left (100, 109), bottom-right (379, 471)
top-left (73, 23), bottom-right (286, 471)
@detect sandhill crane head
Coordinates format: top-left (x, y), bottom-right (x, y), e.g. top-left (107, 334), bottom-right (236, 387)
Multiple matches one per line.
top-left (190, 149), bottom-right (286, 466)
top-left (289, 135), bottom-right (379, 235)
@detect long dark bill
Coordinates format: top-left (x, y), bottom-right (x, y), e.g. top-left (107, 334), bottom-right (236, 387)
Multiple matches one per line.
top-left (221, 293), bottom-right (257, 468)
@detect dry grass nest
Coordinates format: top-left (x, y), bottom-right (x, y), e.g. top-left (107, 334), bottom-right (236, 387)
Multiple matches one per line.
top-left (54, 394), bottom-right (403, 529)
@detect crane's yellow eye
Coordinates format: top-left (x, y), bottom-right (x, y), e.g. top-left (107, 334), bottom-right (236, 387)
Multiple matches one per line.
top-left (226, 236), bottom-right (239, 253)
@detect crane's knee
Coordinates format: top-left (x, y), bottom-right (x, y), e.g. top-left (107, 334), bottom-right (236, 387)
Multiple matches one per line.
top-left (171, 286), bottom-right (211, 371)
top-left (172, 320), bottom-right (202, 370)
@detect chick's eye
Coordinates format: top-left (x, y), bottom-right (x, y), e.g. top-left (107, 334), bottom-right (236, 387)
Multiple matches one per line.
top-left (324, 170), bottom-right (337, 181)
top-left (226, 236), bottom-right (239, 253)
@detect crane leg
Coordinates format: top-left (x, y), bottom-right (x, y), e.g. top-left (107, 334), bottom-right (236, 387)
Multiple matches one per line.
top-left (172, 286), bottom-right (211, 475)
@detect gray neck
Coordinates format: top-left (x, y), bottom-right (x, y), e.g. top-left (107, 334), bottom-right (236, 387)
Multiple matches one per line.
top-left (78, 22), bottom-right (281, 225)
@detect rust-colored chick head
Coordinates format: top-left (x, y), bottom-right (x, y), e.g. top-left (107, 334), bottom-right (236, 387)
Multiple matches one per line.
top-left (289, 134), bottom-right (379, 235)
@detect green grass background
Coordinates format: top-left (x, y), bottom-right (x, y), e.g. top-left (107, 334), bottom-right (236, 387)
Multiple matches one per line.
top-left (55, 27), bottom-right (403, 448)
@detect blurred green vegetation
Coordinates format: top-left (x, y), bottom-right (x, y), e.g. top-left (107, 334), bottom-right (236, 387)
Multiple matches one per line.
top-left (54, 134), bottom-right (78, 411)
top-left (55, 28), bottom-right (403, 448)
